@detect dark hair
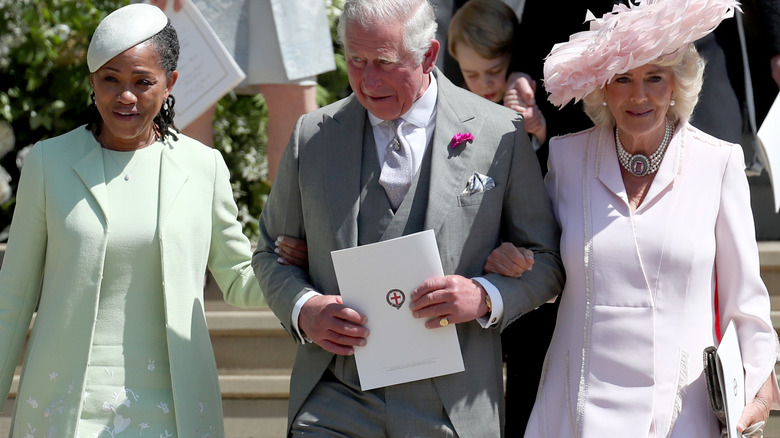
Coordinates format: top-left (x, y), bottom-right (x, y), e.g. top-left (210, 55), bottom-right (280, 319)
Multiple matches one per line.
top-left (86, 20), bottom-right (181, 142)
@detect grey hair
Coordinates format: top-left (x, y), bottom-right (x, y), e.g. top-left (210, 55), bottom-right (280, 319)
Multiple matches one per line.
top-left (583, 43), bottom-right (705, 128)
top-left (337, 0), bottom-right (438, 65)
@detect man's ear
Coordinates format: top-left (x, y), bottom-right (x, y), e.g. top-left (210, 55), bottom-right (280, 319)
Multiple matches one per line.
top-left (421, 39), bottom-right (440, 74)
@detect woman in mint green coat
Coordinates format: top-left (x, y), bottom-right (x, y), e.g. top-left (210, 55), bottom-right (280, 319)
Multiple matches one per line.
top-left (0, 5), bottom-right (265, 437)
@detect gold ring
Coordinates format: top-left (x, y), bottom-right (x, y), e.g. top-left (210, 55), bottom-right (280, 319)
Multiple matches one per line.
top-left (439, 316), bottom-right (449, 327)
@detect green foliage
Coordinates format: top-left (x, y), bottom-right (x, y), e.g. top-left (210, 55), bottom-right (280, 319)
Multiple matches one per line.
top-left (0, 0), bottom-right (128, 238)
top-left (0, 0), bottom-right (348, 241)
top-left (212, 92), bottom-right (271, 240)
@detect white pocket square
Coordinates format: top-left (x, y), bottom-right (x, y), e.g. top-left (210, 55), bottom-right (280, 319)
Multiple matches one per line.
top-left (462, 172), bottom-right (495, 195)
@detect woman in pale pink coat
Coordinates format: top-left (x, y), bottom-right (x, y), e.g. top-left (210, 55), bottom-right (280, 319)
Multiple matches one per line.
top-left (486, 0), bottom-right (780, 436)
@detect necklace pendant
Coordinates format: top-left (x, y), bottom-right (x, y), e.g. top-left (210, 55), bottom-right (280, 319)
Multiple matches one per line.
top-left (629, 155), bottom-right (650, 177)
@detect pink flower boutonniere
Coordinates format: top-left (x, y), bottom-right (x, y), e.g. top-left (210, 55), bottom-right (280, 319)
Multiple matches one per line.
top-left (450, 132), bottom-right (474, 149)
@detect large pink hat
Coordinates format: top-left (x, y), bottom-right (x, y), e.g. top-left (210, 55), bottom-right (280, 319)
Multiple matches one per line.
top-left (543, 0), bottom-right (738, 108)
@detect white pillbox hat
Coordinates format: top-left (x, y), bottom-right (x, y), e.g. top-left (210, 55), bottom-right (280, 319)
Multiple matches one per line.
top-left (87, 3), bottom-right (168, 73)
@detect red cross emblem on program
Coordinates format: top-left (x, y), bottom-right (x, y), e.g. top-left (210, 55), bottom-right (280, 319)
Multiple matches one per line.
top-left (386, 289), bottom-right (405, 309)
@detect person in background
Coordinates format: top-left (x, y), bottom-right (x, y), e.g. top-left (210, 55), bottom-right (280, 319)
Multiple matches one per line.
top-left (487, 0), bottom-right (780, 435)
top-left (150, 0), bottom-right (336, 182)
top-left (252, 0), bottom-right (564, 435)
top-left (0, 5), bottom-right (267, 436)
top-left (445, 0), bottom-right (556, 434)
top-left (447, 0), bottom-right (546, 147)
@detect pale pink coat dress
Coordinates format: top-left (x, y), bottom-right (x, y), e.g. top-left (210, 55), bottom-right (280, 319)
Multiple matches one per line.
top-left (525, 122), bottom-right (780, 437)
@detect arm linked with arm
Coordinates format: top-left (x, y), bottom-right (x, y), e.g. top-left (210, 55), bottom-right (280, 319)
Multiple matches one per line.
top-left (208, 149), bottom-right (266, 308)
top-left (484, 119), bottom-right (564, 331)
top-left (251, 116), bottom-right (314, 337)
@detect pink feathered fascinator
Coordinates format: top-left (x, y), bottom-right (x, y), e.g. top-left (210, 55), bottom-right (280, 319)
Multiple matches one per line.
top-left (543, 0), bottom-right (739, 107)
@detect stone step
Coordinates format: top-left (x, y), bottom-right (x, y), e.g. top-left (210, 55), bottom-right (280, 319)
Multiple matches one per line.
top-left (207, 309), bottom-right (296, 373)
top-left (762, 242), bottom-right (780, 297)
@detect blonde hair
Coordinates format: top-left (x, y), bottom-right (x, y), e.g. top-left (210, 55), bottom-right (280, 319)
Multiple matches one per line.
top-left (447, 0), bottom-right (518, 61)
top-left (583, 43), bottom-right (705, 128)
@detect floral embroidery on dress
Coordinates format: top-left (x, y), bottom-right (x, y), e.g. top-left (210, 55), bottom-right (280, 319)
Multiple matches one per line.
top-left (195, 425), bottom-right (217, 438)
top-left (44, 398), bottom-right (65, 418)
top-left (95, 414), bottom-right (132, 437)
top-left (78, 361), bottom-right (174, 437)
top-left (25, 423), bottom-right (37, 438)
top-left (20, 371), bottom-right (67, 437)
top-left (156, 402), bottom-right (169, 414)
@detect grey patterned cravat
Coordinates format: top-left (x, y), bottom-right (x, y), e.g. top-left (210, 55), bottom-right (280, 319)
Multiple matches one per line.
top-left (379, 119), bottom-right (413, 211)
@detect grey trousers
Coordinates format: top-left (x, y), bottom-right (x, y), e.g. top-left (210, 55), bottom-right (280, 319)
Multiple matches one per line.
top-left (291, 356), bottom-right (458, 437)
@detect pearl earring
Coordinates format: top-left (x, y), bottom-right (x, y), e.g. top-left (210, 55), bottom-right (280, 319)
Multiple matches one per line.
top-left (602, 101), bottom-right (607, 106)
top-left (670, 99), bottom-right (676, 107)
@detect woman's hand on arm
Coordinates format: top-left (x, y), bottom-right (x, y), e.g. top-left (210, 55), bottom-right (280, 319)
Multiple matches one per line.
top-left (484, 242), bottom-right (534, 278)
top-left (275, 235), bottom-right (309, 268)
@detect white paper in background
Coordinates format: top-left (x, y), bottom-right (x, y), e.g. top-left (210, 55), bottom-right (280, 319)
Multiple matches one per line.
top-left (756, 92), bottom-right (780, 212)
top-left (717, 320), bottom-right (745, 438)
top-left (331, 230), bottom-right (465, 391)
top-left (266, 0), bottom-right (336, 81)
top-left (151, 0), bottom-right (245, 129)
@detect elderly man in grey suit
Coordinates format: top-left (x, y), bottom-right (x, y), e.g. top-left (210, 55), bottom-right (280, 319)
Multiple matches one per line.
top-left (252, 0), bottom-right (564, 436)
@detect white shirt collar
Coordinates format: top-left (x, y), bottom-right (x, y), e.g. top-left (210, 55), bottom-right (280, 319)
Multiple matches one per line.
top-left (368, 73), bottom-right (438, 128)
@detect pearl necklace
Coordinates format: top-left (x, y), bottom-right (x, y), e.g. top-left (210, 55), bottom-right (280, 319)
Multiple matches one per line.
top-left (615, 118), bottom-right (672, 177)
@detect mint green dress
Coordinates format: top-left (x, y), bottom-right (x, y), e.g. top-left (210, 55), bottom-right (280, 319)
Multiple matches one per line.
top-left (77, 143), bottom-right (177, 438)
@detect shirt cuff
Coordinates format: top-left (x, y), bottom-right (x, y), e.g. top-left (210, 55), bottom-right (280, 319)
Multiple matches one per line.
top-left (473, 277), bottom-right (504, 328)
top-left (531, 135), bottom-right (542, 152)
top-left (291, 290), bottom-right (321, 343)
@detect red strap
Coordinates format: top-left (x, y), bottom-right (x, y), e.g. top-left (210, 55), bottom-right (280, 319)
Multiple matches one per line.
top-left (714, 274), bottom-right (721, 342)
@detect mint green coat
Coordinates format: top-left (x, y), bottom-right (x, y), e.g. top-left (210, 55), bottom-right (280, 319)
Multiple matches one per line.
top-left (0, 126), bottom-right (264, 437)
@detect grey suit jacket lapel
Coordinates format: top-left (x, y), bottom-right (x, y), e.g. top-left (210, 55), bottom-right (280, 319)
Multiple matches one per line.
top-left (322, 73), bottom-right (486, 247)
top-left (324, 96), bottom-right (365, 250)
top-left (425, 71), bottom-right (486, 235)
